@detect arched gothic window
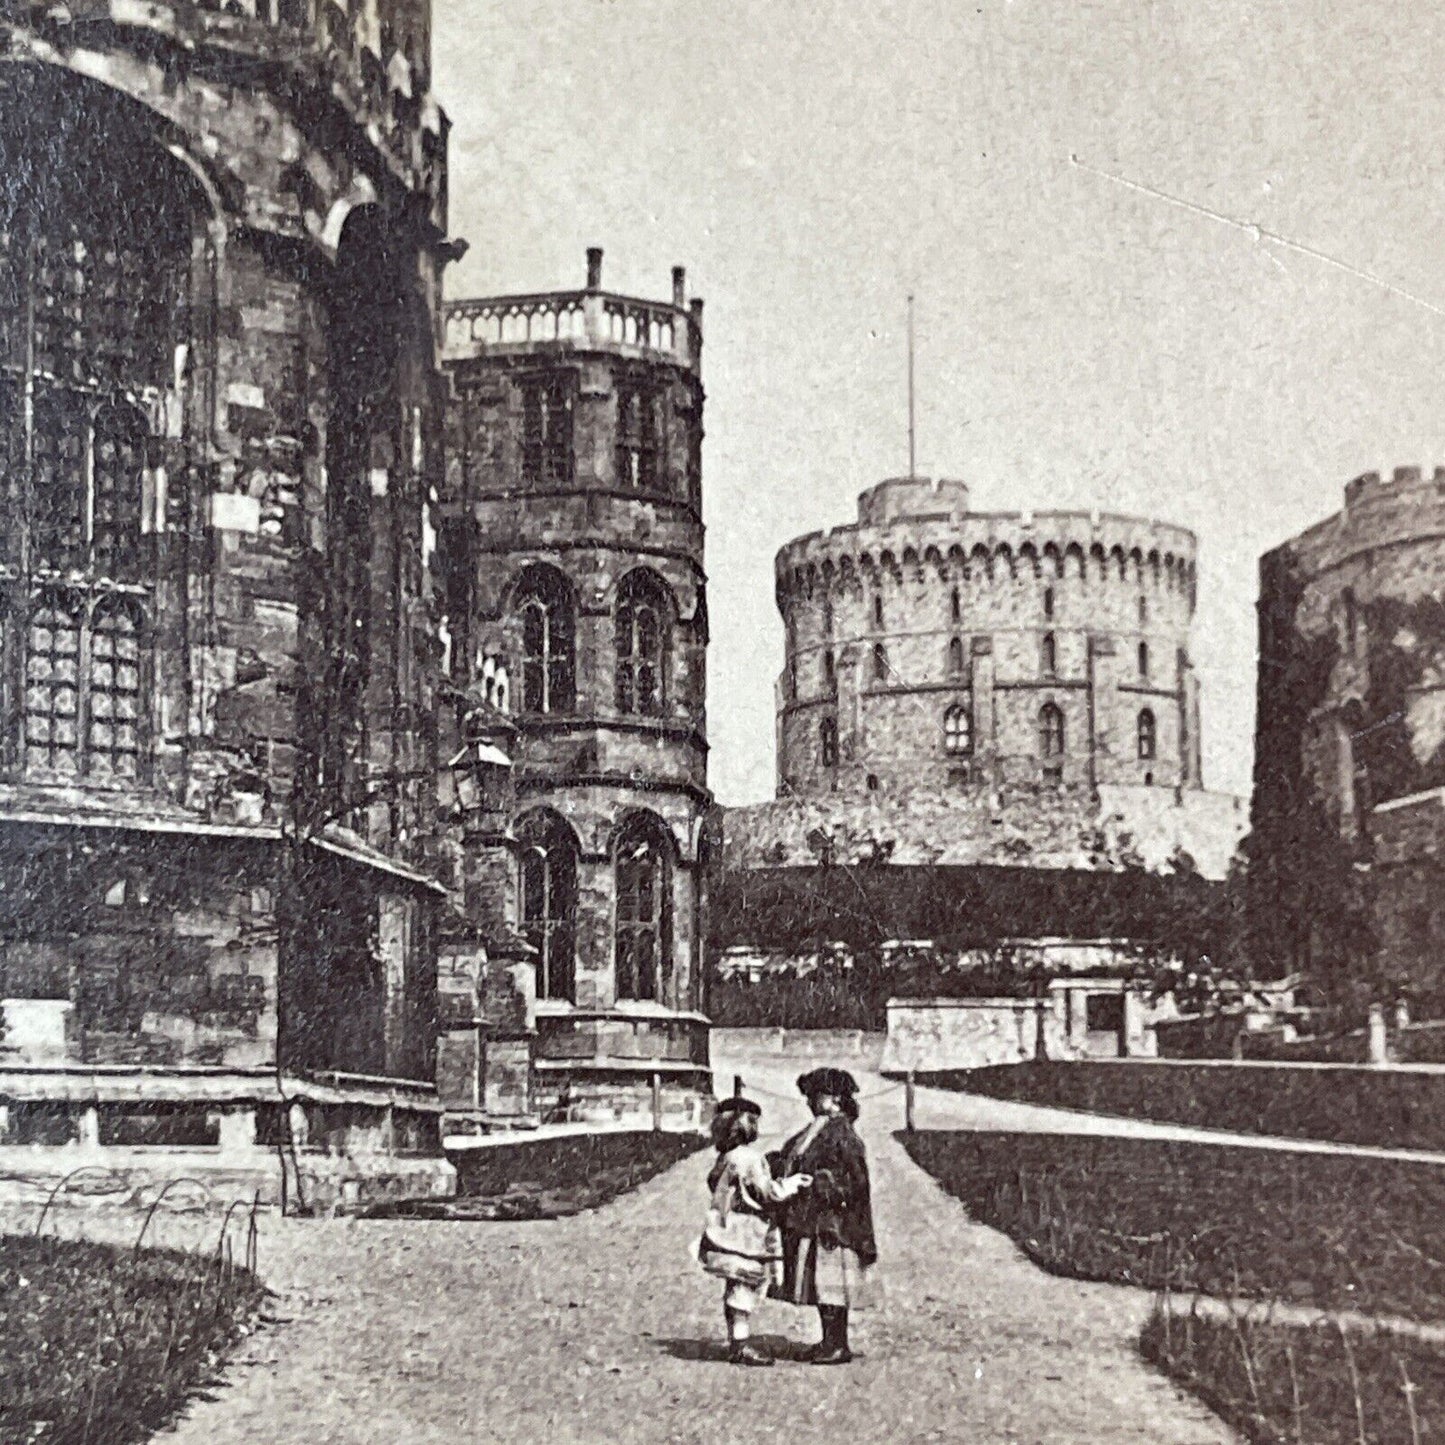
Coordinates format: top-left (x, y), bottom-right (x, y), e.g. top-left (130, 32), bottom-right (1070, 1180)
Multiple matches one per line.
top-left (614, 813), bottom-right (672, 1002)
top-left (517, 810), bottom-right (578, 1002)
top-left (513, 566), bottom-right (575, 714)
top-left (1041, 632), bottom-right (1057, 675)
top-left (947, 636), bottom-right (964, 676)
top-left (0, 95), bottom-right (183, 578)
top-left (872, 593), bottom-right (884, 629)
top-left (1044, 586), bottom-right (1055, 620)
top-left (943, 703), bottom-right (972, 757)
top-left (820, 715), bottom-right (838, 767)
top-left (1137, 708), bottom-right (1157, 761)
top-left (872, 641), bottom-right (888, 683)
top-left (1138, 641), bottom-right (1150, 679)
top-left (823, 648), bottom-right (836, 692)
top-left (950, 588), bottom-right (961, 623)
top-left (1039, 702), bottom-right (1065, 759)
top-left (615, 572), bottom-right (671, 717)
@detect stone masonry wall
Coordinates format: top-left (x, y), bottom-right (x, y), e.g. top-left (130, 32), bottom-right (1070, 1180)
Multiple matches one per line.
top-left (0, 2), bottom-right (453, 1106)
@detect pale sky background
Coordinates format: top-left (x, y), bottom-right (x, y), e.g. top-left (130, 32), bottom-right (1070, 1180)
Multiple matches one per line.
top-left (435, 0), bottom-right (1445, 806)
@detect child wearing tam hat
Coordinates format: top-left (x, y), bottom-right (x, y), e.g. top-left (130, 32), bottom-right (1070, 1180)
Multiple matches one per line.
top-left (768, 1067), bottom-right (879, 1364)
top-left (698, 1096), bottom-right (812, 1366)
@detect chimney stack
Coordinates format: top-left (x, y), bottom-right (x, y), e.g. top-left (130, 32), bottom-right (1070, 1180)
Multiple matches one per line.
top-left (586, 247), bottom-right (603, 291)
top-left (672, 266), bottom-right (686, 307)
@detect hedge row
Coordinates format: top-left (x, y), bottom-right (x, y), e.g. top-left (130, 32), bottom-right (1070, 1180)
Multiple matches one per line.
top-left (917, 1059), bottom-right (1445, 1152)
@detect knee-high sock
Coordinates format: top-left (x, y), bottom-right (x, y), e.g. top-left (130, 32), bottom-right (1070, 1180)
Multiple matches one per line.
top-left (726, 1305), bottom-right (750, 1342)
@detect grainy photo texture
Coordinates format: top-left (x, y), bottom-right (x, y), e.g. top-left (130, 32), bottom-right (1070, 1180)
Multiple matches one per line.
top-left (0, 2), bottom-right (1441, 1441)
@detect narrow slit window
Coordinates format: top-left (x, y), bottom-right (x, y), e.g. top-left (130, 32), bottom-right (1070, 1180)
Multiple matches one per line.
top-left (1039, 702), bottom-right (1065, 759)
top-left (820, 716), bottom-right (838, 767)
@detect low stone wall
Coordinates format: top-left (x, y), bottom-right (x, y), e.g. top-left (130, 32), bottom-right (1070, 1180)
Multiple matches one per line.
top-left (0, 1065), bottom-right (456, 1213)
top-left (722, 784), bottom-right (1246, 880)
top-left (531, 1065), bottom-right (713, 1130)
top-left (919, 1059), bottom-right (1445, 1152)
top-left (881, 989), bottom-right (1160, 1074)
top-left (711, 1028), bottom-right (886, 1065)
top-left (882, 999), bottom-right (1040, 1074)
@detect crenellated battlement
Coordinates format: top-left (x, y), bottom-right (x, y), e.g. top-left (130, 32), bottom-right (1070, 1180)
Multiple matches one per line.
top-left (1271, 465), bottom-right (1445, 578)
top-left (774, 484), bottom-right (1197, 607)
top-left (1343, 466), bottom-right (1445, 510)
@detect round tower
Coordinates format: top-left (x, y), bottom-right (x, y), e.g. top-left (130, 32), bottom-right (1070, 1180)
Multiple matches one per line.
top-left (774, 478), bottom-right (1201, 800)
top-left (442, 251), bottom-right (711, 1121)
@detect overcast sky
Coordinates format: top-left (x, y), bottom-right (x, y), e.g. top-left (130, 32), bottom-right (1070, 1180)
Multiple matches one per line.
top-left (435, 0), bottom-right (1445, 805)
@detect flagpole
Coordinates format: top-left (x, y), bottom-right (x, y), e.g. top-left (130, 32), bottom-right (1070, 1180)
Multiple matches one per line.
top-left (907, 293), bottom-right (916, 479)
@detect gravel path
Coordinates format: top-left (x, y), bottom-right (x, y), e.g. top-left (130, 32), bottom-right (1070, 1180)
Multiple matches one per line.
top-left (141, 1045), bottom-right (1236, 1444)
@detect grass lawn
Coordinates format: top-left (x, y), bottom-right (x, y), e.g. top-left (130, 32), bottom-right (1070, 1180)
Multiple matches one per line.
top-left (899, 1130), bottom-right (1445, 1319)
top-left (376, 1129), bottom-right (708, 1220)
top-left (0, 1232), bottom-right (266, 1445)
top-left (902, 1130), bottom-right (1445, 1445)
top-left (1141, 1310), bottom-right (1445, 1444)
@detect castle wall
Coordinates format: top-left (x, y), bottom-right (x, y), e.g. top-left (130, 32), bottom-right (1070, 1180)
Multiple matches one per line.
top-left (721, 785), bottom-right (1245, 880)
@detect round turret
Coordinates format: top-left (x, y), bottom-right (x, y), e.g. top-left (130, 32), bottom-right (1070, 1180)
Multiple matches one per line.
top-left (773, 480), bottom-right (1201, 799)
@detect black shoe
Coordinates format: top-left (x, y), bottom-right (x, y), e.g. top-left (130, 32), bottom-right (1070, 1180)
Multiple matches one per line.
top-left (729, 1342), bottom-right (775, 1367)
top-left (810, 1345), bottom-right (853, 1365)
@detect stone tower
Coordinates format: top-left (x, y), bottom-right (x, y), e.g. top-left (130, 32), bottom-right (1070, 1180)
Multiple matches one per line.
top-left (442, 250), bottom-right (712, 1123)
top-left (1254, 466), bottom-right (1445, 1004)
top-left (774, 477), bottom-right (1203, 798)
top-left (0, 1), bottom-right (459, 1206)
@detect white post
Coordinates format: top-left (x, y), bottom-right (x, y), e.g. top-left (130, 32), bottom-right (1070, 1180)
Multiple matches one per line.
top-left (1367, 1004), bottom-right (1388, 1066)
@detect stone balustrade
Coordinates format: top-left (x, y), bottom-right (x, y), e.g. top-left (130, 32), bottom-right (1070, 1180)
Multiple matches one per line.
top-left (444, 290), bottom-right (702, 372)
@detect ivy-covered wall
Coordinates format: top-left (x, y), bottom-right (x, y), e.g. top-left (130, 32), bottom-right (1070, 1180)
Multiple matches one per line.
top-left (1251, 468), bottom-right (1445, 1008)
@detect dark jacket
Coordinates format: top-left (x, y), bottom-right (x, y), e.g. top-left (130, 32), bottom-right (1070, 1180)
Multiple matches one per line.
top-left (769, 1115), bottom-right (878, 1266)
